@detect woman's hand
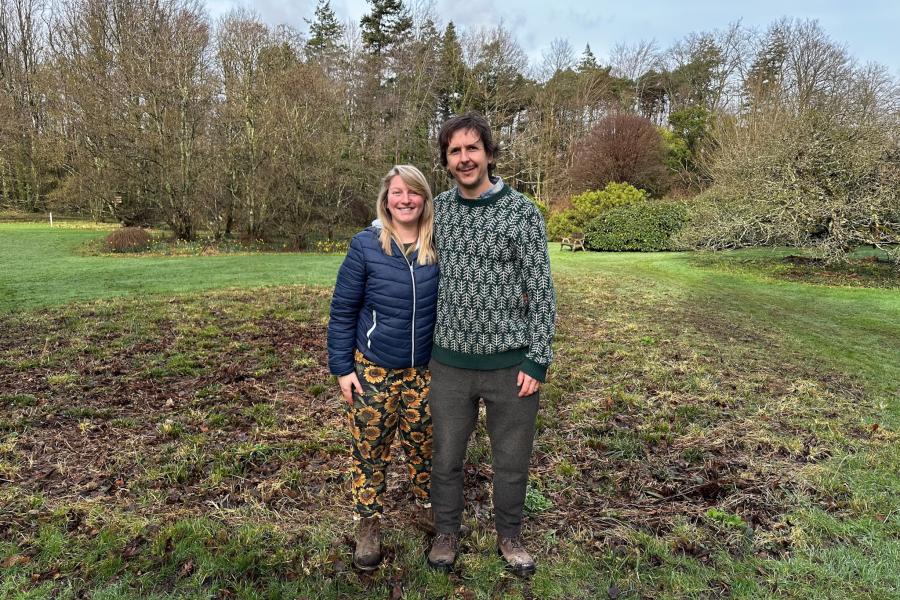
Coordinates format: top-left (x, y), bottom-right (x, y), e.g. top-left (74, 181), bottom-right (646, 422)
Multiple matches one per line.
top-left (338, 372), bottom-right (364, 406)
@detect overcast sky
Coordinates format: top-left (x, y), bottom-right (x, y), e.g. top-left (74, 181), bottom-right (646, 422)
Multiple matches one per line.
top-left (204, 0), bottom-right (900, 75)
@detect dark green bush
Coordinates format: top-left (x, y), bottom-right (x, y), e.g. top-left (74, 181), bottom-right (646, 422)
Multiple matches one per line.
top-left (585, 201), bottom-right (688, 251)
top-left (106, 227), bottom-right (152, 252)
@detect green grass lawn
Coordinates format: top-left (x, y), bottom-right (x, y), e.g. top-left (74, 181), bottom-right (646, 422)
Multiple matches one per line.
top-left (0, 223), bottom-right (343, 313)
top-left (552, 248), bottom-right (899, 401)
top-left (1, 223), bottom-right (898, 599)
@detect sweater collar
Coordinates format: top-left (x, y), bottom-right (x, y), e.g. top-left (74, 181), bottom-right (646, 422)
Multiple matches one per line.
top-left (454, 177), bottom-right (510, 207)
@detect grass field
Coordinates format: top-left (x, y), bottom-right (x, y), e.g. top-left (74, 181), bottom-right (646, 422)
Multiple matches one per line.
top-left (0, 224), bottom-right (342, 313)
top-left (1, 223), bottom-right (898, 599)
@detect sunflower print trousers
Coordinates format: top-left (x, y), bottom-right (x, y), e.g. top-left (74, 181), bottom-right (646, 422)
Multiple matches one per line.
top-left (348, 349), bottom-right (432, 517)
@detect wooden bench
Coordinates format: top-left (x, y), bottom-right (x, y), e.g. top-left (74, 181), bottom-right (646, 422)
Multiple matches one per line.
top-left (560, 233), bottom-right (585, 252)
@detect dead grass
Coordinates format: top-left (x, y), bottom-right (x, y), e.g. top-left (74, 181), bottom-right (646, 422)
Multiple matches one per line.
top-left (0, 268), bottom-right (896, 598)
top-left (531, 273), bottom-right (879, 560)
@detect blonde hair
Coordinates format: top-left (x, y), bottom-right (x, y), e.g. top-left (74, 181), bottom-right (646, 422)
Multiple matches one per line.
top-left (375, 165), bottom-right (436, 265)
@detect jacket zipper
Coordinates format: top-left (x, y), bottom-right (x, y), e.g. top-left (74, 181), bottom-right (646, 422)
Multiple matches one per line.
top-left (396, 239), bottom-right (417, 365)
top-left (366, 309), bottom-right (376, 348)
top-left (408, 259), bottom-right (416, 365)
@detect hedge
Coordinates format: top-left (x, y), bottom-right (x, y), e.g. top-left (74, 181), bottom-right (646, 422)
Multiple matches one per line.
top-left (585, 201), bottom-right (688, 251)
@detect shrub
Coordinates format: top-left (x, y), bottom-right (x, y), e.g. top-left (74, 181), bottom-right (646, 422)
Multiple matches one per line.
top-left (660, 127), bottom-right (691, 173)
top-left (585, 201), bottom-right (688, 252)
top-left (569, 113), bottom-right (670, 196)
top-left (571, 183), bottom-right (648, 216)
top-left (524, 193), bottom-right (549, 221)
top-left (546, 210), bottom-right (581, 241)
top-left (671, 188), bottom-right (757, 250)
top-left (546, 183), bottom-right (648, 241)
top-left (106, 227), bottom-right (152, 252)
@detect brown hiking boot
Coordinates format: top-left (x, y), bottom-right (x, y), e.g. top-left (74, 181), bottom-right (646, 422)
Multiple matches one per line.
top-left (427, 533), bottom-right (458, 571)
top-left (497, 535), bottom-right (536, 577)
top-left (353, 516), bottom-right (382, 571)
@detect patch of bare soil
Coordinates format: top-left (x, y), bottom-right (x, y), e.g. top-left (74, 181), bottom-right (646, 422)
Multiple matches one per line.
top-left (778, 255), bottom-right (899, 288)
top-left (0, 289), bottom-right (362, 540)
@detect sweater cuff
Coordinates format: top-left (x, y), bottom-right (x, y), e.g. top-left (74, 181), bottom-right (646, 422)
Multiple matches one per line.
top-left (520, 358), bottom-right (548, 383)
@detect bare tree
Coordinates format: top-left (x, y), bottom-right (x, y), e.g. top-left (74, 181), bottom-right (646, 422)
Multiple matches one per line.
top-left (214, 10), bottom-right (277, 239)
top-left (610, 38), bottom-right (662, 114)
top-left (0, 0), bottom-right (51, 211)
top-left (610, 39), bottom-right (661, 82)
top-left (539, 37), bottom-right (574, 81)
top-left (462, 24), bottom-right (530, 131)
top-left (55, 0), bottom-right (215, 237)
top-left (269, 59), bottom-right (344, 247)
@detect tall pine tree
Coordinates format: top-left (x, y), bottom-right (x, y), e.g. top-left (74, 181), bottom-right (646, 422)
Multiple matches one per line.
top-left (437, 22), bottom-right (468, 120)
top-left (360, 0), bottom-right (412, 56)
top-left (305, 0), bottom-right (345, 63)
top-left (578, 44), bottom-right (599, 73)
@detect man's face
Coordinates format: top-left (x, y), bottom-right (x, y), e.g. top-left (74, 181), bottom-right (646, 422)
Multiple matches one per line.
top-left (446, 128), bottom-right (493, 197)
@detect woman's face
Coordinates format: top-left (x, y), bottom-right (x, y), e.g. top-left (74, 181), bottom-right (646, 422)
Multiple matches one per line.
top-left (386, 175), bottom-right (425, 227)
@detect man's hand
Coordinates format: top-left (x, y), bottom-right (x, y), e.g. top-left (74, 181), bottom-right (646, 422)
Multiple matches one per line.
top-left (338, 372), bottom-right (363, 406)
top-left (516, 371), bottom-right (540, 398)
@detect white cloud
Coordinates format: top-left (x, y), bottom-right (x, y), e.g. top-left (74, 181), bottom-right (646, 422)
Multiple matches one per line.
top-left (204, 0), bottom-right (899, 73)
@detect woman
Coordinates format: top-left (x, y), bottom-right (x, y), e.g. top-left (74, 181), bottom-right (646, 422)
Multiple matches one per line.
top-left (327, 165), bottom-right (439, 571)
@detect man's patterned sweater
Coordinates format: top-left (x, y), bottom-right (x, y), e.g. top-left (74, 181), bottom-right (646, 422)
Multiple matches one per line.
top-left (431, 183), bottom-right (556, 382)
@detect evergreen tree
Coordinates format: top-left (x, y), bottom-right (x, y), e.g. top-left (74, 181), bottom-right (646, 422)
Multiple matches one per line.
top-left (417, 17), bottom-right (441, 53)
top-left (743, 25), bottom-right (788, 113)
top-left (437, 21), bottom-right (467, 119)
top-left (665, 37), bottom-right (723, 111)
top-left (360, 0), bottom-right (412, 56)
top-left (578, 44), bottom-right (599, 73)
top-left (305, 0), bottom-right (345, 62)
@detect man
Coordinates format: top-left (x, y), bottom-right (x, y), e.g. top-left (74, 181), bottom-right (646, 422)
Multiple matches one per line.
top-left (426, 112), bottom-right (556, 576)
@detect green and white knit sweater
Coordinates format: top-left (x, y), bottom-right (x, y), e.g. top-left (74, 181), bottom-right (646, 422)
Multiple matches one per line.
top-left (431, 182), bottom-right (557, 382)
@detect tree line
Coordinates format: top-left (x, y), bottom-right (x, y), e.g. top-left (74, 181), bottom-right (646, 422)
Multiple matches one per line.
top-left (1, 0), bottom-right (897, 258)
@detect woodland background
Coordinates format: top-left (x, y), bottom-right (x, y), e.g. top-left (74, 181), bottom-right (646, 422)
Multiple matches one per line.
top-left (1, 0), bottom-right (898, 261)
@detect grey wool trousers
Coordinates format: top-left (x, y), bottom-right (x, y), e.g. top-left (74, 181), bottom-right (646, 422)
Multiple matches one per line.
top-left (428, 359), bottom-right (540, 538)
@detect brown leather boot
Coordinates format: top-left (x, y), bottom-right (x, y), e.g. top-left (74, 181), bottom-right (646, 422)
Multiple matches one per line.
top-left (426, 532), bottom-right (458, 572)
top-left (353, 516), bottom-right (382, 571)
top-left (497, 535), bottom-right (536, 577)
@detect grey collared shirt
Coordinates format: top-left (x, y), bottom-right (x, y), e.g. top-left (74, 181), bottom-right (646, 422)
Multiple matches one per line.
top-left (478, 176), bottom-right (505, 199)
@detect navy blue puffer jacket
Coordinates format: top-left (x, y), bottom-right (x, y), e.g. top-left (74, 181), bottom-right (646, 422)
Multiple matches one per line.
top-left (327, 227), bottom-right (439, 376)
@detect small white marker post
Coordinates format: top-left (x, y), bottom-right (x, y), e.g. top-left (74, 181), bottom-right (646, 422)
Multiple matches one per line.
top-left (49, 212), bottom-right (53, 227)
